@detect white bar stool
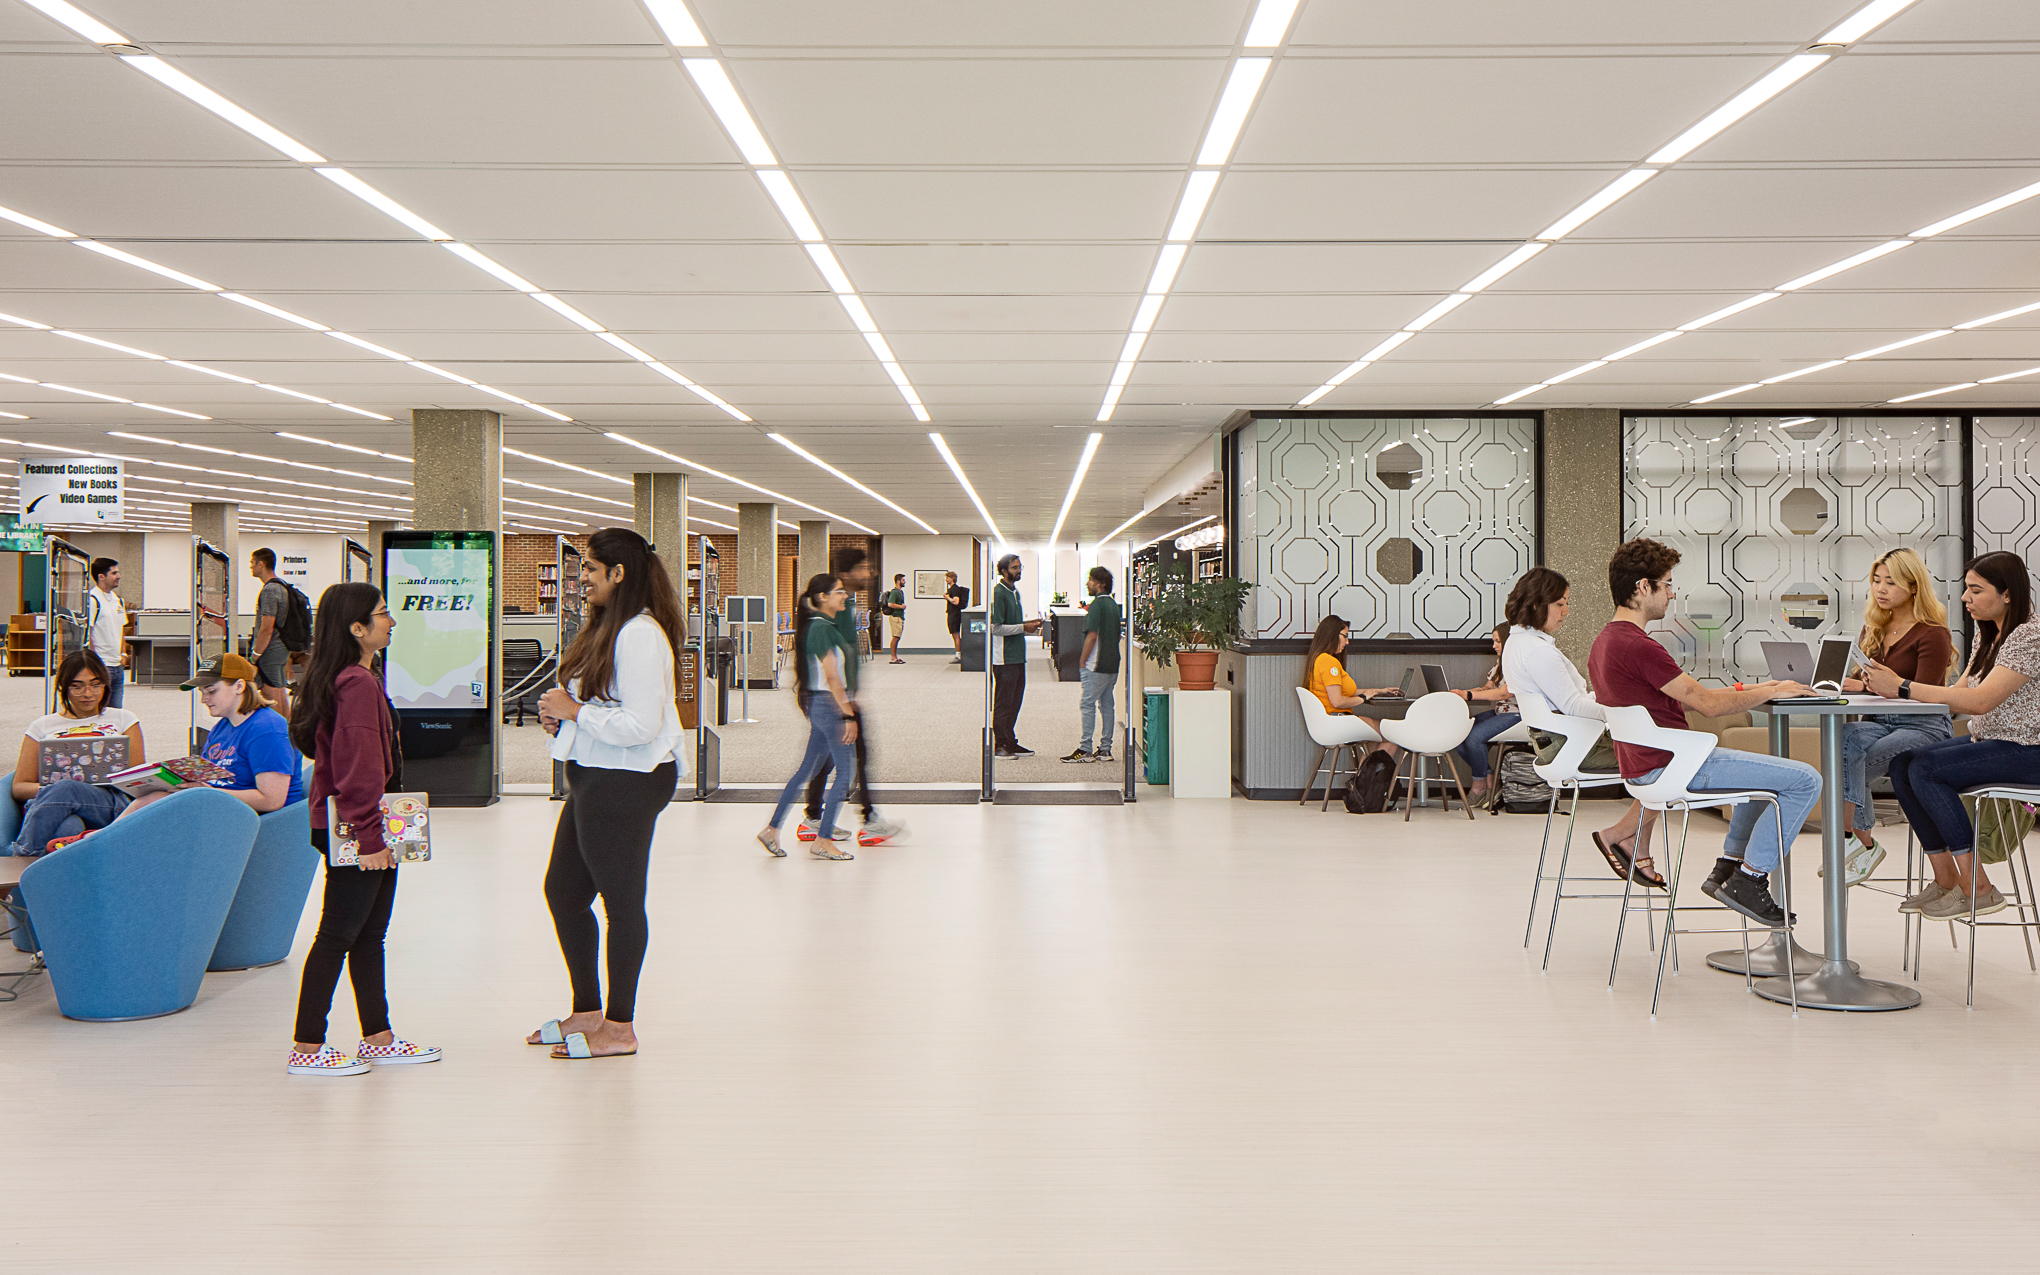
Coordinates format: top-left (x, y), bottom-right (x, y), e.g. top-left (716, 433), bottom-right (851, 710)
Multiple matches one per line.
top-left (1293, 688), bottom-right (1383, 810)
top-left (1513, 690), bottom-right (1637, 966)
top-left (1603, 705), bottom-right (1799, 1018)
top-left (1379, 692), bottom-right (1474, 820)
top-left (1913, 783), bottom-right (2040, 1007)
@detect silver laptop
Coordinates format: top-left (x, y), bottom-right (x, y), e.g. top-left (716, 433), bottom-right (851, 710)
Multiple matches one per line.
top-left (1761, 641), bottom-right (1816, 684)
top-left (1764, 636), bottom-right (1854, 701)
top-left (1364, 668), bottom-right (1417, 703)
top-left (1420, 663), bottom-right (1451, 695)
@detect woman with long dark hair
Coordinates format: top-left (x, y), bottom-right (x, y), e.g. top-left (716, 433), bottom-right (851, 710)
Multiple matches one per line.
top-left (757, 573), bottom-right (858, 860)
top-left (530, 528), bottom-right (685, 1061)
top-left (287, 583), bottom-right (439, 1076)
top-left (1862, 551), bottom-right (2040, 920)
top-left (1300, 614), bottom-right (1402, 762)
top-left (7, 649), bottom-right (144, 856)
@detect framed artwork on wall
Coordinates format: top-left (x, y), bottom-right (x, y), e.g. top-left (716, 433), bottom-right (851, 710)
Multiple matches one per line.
top-left (913, 569), bottom-right (949, 599)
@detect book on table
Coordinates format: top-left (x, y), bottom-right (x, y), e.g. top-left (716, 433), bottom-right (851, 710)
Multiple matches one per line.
top-left (99, 755), bottom-right (238, 798)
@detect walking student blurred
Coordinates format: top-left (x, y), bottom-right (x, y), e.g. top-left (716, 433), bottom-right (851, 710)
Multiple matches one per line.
top-left (797, 547), bottom-right (905, 847)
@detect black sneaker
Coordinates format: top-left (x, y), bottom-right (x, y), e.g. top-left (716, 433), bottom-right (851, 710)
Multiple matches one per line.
top-left (1008, 743), bottom-right (1036, 756)
top-left (1699, 857), bottom-right (1741, 900)
top-left (1094, 749), bottom-right (1114, 764)
top-left (994, 747), bottom-right (1019, 759)
top-left (1060, 748), bottom-right (1093, 763)
top-left (1716, 869), bottom-right (1788, 929)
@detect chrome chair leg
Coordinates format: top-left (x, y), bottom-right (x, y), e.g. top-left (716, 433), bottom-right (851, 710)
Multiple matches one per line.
top-left (1650, 807), bottom-right (1691, 1020)
top-left (1541, 787), bottom-right (1585, 972)
top-left (1524, 783), bottom-right (1564, 948)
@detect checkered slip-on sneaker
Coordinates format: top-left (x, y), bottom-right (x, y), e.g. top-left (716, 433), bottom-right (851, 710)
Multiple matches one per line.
top-left (286, 1046), bottom-right (370, 1077)
top-left (356, 1038), bottom-right (442, 1065)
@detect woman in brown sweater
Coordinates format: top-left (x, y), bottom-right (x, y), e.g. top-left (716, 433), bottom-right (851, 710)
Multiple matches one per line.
top-left (285, 583), bottom-right (440, 1077)
top-left (1836, 549), bottom-right (1954, 884)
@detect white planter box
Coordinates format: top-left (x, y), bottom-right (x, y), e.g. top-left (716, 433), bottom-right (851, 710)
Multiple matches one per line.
top-left (1169, 688), bottom-right (1232, 799)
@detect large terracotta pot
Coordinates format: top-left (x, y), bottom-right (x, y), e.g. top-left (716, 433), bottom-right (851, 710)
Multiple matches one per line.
top-left (1175, 651), bottom-right (1220, 692)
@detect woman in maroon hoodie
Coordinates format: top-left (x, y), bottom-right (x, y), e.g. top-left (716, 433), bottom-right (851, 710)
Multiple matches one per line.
top-left (285, 583), bottom-right (440, 1077)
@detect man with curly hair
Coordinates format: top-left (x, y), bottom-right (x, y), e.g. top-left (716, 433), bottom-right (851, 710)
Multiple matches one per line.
top-left (1587, 538), bottom-right (1821, 929)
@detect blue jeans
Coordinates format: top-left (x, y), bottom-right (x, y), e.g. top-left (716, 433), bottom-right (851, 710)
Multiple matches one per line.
top-left (1637, 749), bottom-right (1822, 873)
top-left (6, 779), bottom-right (132, 856)
top-left (1841, 713), bottom-right (1951, 833)
top-left (103, 662), bottom-right (125, 709)
top-left (1889, 735), bottom-right (2040, 855)
top-left (1455, 711), bottom-right (1521, 779)
top-left (1079, 669), bottom-right (1116, 752)
top-left (770, 695), bottom-right (856, 837)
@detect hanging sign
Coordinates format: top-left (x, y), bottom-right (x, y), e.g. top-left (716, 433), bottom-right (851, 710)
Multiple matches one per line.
top-left (18, 458), bottom-right (124, 525)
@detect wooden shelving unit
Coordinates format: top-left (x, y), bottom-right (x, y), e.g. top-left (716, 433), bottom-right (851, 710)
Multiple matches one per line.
top-left (538, 564), bottom-right (559, 615)
top-left (7, 613), bottom-right (46, 677)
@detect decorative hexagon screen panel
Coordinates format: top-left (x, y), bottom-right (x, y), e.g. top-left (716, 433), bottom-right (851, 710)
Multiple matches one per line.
top-left (1623, 415), bottom-right (1963, 685)
top-left (1244, 416), bottom-right (1535, 638)
top-left (1973, 418), bottom-right (2040, 573)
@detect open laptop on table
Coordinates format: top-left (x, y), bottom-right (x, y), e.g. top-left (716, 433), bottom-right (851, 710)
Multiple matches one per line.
top-left (1362, 668), bottom-right (1417, 704)
top-left (1762, 636), bottom-right (1854, 703)
top-left (1420, 663), bottom-right (1451, 695)
top-left (37, 735), bottom-right (130, 787)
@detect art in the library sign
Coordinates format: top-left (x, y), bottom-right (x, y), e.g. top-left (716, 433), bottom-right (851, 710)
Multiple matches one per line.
top-left (17, 458), bottom-right (124, 525)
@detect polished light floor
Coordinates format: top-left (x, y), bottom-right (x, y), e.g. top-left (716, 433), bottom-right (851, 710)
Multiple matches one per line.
top-left (7, 794), bottom-right (2037, 1271)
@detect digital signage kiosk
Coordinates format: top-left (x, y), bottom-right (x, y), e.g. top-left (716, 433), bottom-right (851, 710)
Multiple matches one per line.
top-left (382, 529), bottom-right (498, 806)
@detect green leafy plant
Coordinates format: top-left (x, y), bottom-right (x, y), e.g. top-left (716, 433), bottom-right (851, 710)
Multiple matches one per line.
top-left (1050, 591), bottom-right (1069, 607)
top-left (1132, 564), bottom-right (1251, 667)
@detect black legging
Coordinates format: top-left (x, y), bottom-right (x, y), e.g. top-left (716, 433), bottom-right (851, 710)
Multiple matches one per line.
top-left (293, 828), bottom-right (399, 1045)
top-left (545, 760), bottom-right (677, 1024)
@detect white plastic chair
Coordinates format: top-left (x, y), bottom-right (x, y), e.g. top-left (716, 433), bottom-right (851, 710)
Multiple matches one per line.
top-left (1603, 704), bottom-right (1797, 1018)
top-left (1914, 783), bottom-right (2040, 1008)
top-left (1379, 692), bottom-right (1474, 820)
top-left (1293, 688), bottom-right (1384, 810)
top-left (1514, 690), bottom-right (1635, 965)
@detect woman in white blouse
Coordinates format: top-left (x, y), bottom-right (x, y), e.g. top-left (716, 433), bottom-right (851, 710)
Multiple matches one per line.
top-left (530, 528), bottom-right (687, 1061)
top-left (1500, 567), bottom-right (1661, 887)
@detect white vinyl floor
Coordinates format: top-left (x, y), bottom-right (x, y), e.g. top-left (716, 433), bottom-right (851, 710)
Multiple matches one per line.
top-left (7, 793), bottom-right (2040, 1271)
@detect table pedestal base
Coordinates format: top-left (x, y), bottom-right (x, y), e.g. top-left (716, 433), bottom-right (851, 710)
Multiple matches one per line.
top-left (1753, 961), bottom-right (1922, 1011)
top-left (1705, 931), bottom-right (1848, 978)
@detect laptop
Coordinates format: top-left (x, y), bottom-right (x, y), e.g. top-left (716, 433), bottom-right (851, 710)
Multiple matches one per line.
top-left (1363, 668), bottom-right (1417, 703)
top-left (1763, 635), bottom-right (1854, 703)
top-left (1760, 641), bottom-right (1817, 685)
top-left (37, 734), bottom-right (130, 786)
top-left (1420, 663), bottom-right (1451, 695)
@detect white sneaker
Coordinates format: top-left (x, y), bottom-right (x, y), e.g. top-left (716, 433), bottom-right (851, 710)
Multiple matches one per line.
top-left (287, 1045), bottom-right (370, 1077)
top-left (858, 815), bottom-right (908, 846)
top-left (1842, 833), bottom-right (1886, 887)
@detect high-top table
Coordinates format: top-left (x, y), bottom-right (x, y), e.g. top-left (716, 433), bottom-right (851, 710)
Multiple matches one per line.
top-left (1737, 696), bottom-right (1948, 1011)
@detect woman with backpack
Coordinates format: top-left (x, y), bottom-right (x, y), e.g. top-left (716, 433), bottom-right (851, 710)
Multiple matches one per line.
top-left (757, 573), bottom-right (860, 860)
top-left (287, 583), bottom-right (440, 1076)
top-left (530, 528), bottom-right (686, 1061)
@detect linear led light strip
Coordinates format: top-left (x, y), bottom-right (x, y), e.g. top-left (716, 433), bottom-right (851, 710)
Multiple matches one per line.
top-left (1096, 0), bottom-right (1300, 422)
top-left (928, 433), bottom-right (1003, 544)
top-left (503, 443), bottom-right (782, 526)
top-left (0, 205), bottom-right (575, 422)
top-left (9, 1), bottom-right (748, 425)
top-left (0, 367), bottom-right (209, 419)
top-left (1138, 515), bottom-right (1218, 552)
top-left (1047, 433), bottom-right (1103, 546)
top-left (604, 431), bottom-right (876, 533)
top-left (766, 433), bottom-right (937, 533)
top-left (1493, 174), bottom-right (2040, 408)
top-left (1296, 0), bottom-right (1923, 408)
top-left (0, 307), bottom-right (391, 420)
top-left (1687, 298), bottom-right (2040, 405)
top-left (629, 8), bottom-right (928, 423)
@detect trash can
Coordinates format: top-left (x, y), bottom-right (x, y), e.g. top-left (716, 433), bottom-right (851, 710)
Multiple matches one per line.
top-left (1142, 687), bottom-right (1169, 785)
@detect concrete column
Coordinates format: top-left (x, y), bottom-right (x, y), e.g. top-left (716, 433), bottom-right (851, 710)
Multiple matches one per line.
top-left (190, 501), bottom-right (240, 635)
top-left (736, 501), bottom-right (778, 686)
top-left (1542, 408), bottom-right (1624, 673)
top-left (797, 520), bottom-right (830, 592)
top-left (633, 471), bottom-right (688, 592)
top-left (366, 520), bottom-right (399, 588)
top-left (410, 409), bottom-right (501, 530)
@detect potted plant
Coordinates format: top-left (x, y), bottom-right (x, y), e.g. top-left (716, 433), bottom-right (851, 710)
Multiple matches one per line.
top-left (1132, 564), bottom-right (1251, 691)
top-left (1050, 591), bottom-right (1069, 608)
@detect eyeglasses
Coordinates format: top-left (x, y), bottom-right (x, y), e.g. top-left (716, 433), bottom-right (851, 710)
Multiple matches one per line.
top-left (65, 678), bottom-right (105, 690)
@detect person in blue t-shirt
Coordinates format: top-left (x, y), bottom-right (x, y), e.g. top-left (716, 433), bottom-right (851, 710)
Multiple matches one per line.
top-left (188, 653), bottom-right (305, 810)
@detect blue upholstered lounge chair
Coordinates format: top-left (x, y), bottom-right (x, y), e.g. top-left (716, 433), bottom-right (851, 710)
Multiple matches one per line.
top-left (14, 789), bottom-right (259, 1021)
top-left (209, 798), bottom-right (316, 971)
top-left (0, 770), bottom-right (33, 954)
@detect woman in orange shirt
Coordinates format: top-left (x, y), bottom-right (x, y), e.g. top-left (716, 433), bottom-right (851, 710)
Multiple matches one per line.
top-left (1303, 614), bottom-right (1400, 761)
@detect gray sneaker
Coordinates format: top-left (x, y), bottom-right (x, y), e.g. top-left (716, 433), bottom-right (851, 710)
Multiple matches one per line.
top-left (1922, 885), bottom-right (2008, 921)
top-left (1898, 882), bottom-right (1951, 914)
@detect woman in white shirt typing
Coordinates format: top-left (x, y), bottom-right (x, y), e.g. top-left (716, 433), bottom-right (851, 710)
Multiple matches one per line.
top-left (1500, 567), bottom-right (1662, 888)
top-left (530, 529), bottom-right (686, 1061)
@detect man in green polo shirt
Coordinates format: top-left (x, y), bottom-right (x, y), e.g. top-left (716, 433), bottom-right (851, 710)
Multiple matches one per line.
top-left (882, 573), bottom-right (907, 664)
top-left (990, 552), bottom-right (1042, 757)
top-left (1062, 566), bottom-right (1122, 763)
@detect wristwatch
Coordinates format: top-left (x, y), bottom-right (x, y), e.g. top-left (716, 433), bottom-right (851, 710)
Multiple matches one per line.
top-left (1899, 679), bottom-right (1913, 700)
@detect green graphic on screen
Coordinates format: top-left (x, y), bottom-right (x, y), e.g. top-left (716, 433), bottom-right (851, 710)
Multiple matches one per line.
top-left (384, 547), bottom-right (491, 709)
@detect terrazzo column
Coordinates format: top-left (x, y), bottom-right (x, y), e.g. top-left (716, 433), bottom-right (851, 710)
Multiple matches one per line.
top-left (1542, 408), bottom-right (1623, 672)
top-left (736, 502), bottom-right (778, 688)
top-left (797, 520), bottom-right (830, 592)
top-left (410, 409), bottom-right (501, 531)
top-left (633, 471), bottom-right (688, 590)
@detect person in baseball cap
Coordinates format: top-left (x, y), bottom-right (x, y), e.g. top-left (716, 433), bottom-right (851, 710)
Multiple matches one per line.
top-left (180, 652), bottom-right (261, 691)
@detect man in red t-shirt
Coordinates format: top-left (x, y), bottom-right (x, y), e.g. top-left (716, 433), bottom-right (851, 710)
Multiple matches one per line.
top-left (1587, 538), bottom-right (1821, 929)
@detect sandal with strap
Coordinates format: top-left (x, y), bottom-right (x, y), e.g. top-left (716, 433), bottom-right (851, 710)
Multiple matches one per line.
top-left (1590, 831), bottom-right (1630, 882)
top-left (553, 1031), bottom-right (636, 1060)
top-left (1629, 856), bottom-right (1668, 890)
top-left (528, 1019), bottom-right (569, 1045)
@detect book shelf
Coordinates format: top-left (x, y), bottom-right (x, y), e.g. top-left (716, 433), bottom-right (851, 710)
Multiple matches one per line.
top-left (538, 564), bottom-right (559, 616)
top-left (7, 613), bottom-right (45, 677)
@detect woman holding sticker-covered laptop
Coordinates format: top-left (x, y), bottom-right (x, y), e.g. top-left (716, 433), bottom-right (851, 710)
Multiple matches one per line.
top-left (1859, 551), bottom-right (2040, 922)
top-left (531, 528), bottom-right (686, 1061)
top-left (1827, 548), bottom-right (1953, 886)
top-left (285, 582), bottom-right (440, 1077)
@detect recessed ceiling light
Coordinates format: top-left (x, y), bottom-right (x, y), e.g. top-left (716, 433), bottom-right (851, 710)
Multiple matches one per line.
top-left (19, 0), bottom-right (127, 44)
top-left (1776, 240), bottom-right (1911, 291)
top-left (1166, 171), bottom-right (1222, 242)
top-left (1460, 243), bottom-right (1547, 293)
top-left (1196, 58), bottom-right (1271, 165)
top-left (121, 55), bottom-right (326, 163)
top-left (756, 170), bottom-right (822, 242)
top-left (1536, 169), bottom-right (1657, 241)
top-left (0, 203), bottom-right (74, 238)
top-left (311, 168), bottom-right (450, 240)
top-left (219, 292), bottom-right (329, 330)
top-left (530, 293), bottom-right (605, 332)
top-left (683, 59), bottom-right (776, 165)
top-left (71, 240), bottom-right (220, 291)
top-left (1911, 178), bottom-right (2040, 239)
top-left (1679, 292), bottom-right (1781, 331)
top-left (605, 431), bottom-right (874, 531)
top-left (1819, 0), bottom-right (1920, 45)
top-left (443, 243), bottom-right (540, 292)
top-left (1647, 53), bottom-right (1828, 164)
top-left (1402, 292), bottom-right (1472, 333)
top-left (1047, 433), bottom-right (1103, 547)
top-left (1145, 243), bottom-right (1189, 294)
top-left (1242, 0), bottom-right (1303, 47)
top-left (643, 0), bottom-right (708, 46)
top-left (769, 433), bottom-right (938, 533)
top-left (929, 433), bottom-right (1003, 543)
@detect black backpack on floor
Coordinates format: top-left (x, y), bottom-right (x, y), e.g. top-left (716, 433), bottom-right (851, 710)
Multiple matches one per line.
top-left (1498, 748), bottom-right (1554, 814)
top-left (1342, 750), bottom-right (1398, 814)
